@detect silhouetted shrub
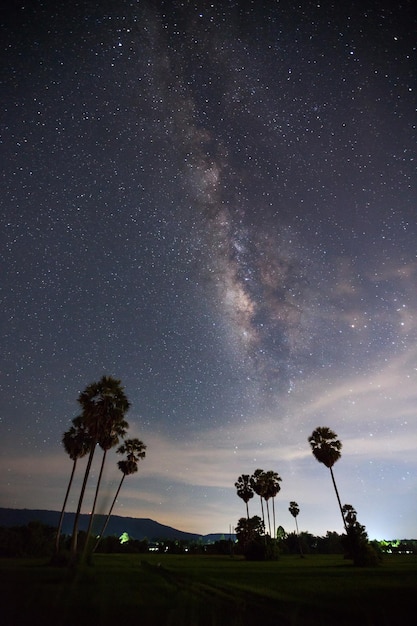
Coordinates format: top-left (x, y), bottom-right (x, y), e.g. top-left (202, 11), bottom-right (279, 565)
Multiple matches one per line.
top-left (244, 536), bottom-right (280, 561)
top-left (0, 522), bottom-right (55, 557)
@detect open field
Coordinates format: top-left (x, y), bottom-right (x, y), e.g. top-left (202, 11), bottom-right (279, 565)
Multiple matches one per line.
top-left (1, 553), bottom-right (416, 625)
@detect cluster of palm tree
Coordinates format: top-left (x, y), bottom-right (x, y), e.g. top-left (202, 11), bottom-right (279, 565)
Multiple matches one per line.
top-left (55, 376), bottom-right (146, 558)
top-left (236, 426), bottom-right (378, 565)
top-left (234, 427), bottom-right (355, 547)
top-left (235, 469), bottom-right (282, 537)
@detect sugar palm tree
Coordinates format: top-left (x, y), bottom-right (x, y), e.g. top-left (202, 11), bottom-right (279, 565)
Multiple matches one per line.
top-left (55, 416), bottom-right (91, 552)
top-left (289, 501), bottom-right (300, 532)
top-left (261, 472), bottom-right (273, 537)
top-left (93, 438), bottom-right (146, 552)
top-left (83, 418), bottom-right (129, 550)
top-left (70, 376), bottom-right (130, 557)
top-left (250, 469), bottom-right (266, 528)
top-left (250, 470), bottom-right (281, 537)
top-left (264, 470), bottom-right (282, 538)
top-left (341, 503), bottom-right (370, 563)
top-left (235, 474), bottom-right (254, 518)
top-left (342, 503), bottom-right (357, 527)
top-left (289, 501), bottom-right (303, 557)
top-left (308, 427), bottom-right (347, 532)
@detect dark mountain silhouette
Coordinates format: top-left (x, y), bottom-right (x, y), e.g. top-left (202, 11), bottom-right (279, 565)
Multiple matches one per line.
top-left (0, 508), bottom-right (234, 543)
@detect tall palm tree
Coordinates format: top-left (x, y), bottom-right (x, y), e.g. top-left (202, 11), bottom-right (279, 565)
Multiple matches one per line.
top-left (308, 427), bottom-right (347, 532)
top-left (70, 376), bottom-right (130, 557)
top-left (261, 472), bottom-right (273, 537)
top-left (289, 501), bottom-right (300, 532)
top-left (264, 470), bottom-right (282, 538)
top-left (93, 438), bottom-right (146, 552)
top-left (289, 501), bottom-right (303, 557)
top-left (55, 416), bottom-right (91, 552)
top-left (235, 474), bottom-right (254, 518)
top-left (250, 469), bottom-right (266, 528)
top-left (250, 470), bottom-right (281, 537)
top-left (83, 418), bottom-right (128, 549)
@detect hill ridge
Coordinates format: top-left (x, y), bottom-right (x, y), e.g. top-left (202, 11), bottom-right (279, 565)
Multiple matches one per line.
top-left (0, 507), bottom-right (234, 542)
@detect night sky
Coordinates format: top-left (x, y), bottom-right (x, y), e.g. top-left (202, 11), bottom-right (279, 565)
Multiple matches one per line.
top-left (1, 0), bottom-right (416, 540)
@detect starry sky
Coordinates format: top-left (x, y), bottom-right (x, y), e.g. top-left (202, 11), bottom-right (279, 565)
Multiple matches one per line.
top-left (1, 0), bottom-right (416, 540)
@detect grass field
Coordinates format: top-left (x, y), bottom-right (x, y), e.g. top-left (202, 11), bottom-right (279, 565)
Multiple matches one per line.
top-left (1, 553), bottom-right (416, 625)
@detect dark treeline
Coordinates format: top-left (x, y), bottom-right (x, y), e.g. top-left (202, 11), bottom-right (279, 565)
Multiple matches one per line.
top-left (1, 522), bottom-right (415, 558)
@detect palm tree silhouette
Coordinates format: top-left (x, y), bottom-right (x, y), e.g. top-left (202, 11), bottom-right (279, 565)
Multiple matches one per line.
top-left (250, 470), bottom-right (281, 537)
top-left (70, 376), bottom-right (130, 557)
top-left (55, 416), bottom-right (91, 552)
top-left (289, 501), bottom-right (300, 532)
top-left (235, 474), bottom-right (254, 518)
top-left (308, 426), bottom-right (347, 532)
top-left (264, 470), bottom-right (282, 538)
top-left (289, 501), bottom-right (303, 557)
top-left (83, 418), bottom-right (128, 550)
top-left (250, 469), bottom-right (266, 528)
top-left (93, 438), bottom-right (146, 552)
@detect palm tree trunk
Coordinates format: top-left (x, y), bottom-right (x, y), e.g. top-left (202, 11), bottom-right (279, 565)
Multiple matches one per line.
top-left (294, 517), bottom-right (303, 557)
top-left (245, 501), bottom-right (249, 519)
top-left (272, 497), bottom-right (276, 539)
top-left (329, 466), bottom-right (347, 532)
top-left (93, 473), bottom-right (125, 553)
top-left (83, 448), bottom-right (108, 555)
top-left (259, 496), bottom-right (265, 528)
top-left (265, 500), bottom-right (272, 536)
top-left (55, 458), bottom-right (77, 553)
top-left (70, 442), bottom-right (97, 556)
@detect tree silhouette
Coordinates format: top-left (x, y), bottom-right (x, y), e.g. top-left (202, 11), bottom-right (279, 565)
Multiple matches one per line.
top-left (264, 470), bottom-right (281, 538)
top-left (341, 503), bottom-right (377, 565)
top-left (289, 501), bottom-right (300, 531)
top-left (250, 469), bottom-right (266, 528)
top-left (235, 474), bottom-right (254, 518)
top-left (93, 438), bottom-right (146, 552)
top-left (235, 515), bottom-right (265, 551)
top-left (83, 418), bottom-right (128, 551)
top-left (70, 375), bottom-right (130, 557)
top-left (342, 504), bottom-right (358, 527)
top-left (308, 426), bottom-right (347, 532)
top-left (289, 501), bottom-right (303, 557)
top-left (55, 416), bottom-right (91, 552)
top-left (250, 470), bottom-right (281, 537)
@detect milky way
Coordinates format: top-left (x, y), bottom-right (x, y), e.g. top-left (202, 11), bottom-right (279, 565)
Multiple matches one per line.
top-left (1, 1), bottom-right (416, 538)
